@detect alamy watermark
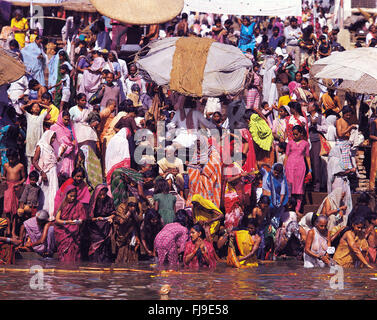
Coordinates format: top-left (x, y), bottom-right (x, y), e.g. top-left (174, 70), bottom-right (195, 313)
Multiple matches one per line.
top-left (329, 265), bottom-right (344, 290)
top-left (29, 265), bottom-right (44, 290)
top-left (133, 125), bottom-right (244, 166)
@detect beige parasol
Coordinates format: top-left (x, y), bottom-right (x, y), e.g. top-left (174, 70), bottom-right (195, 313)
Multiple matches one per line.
top-left (136, 37), bottom-right (252, 97)
top-left (89, 0), bottom-right (184, 25)
top-left (0, 48), bottom-right (26, 86)
top-left (310, 47), bottom-right (377, 95)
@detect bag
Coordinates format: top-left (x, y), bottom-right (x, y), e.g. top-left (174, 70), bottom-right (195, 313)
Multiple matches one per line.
top-left (319, 134), bottom-right (331, 156)
top-left (88, 85), bottom-right (104, 105)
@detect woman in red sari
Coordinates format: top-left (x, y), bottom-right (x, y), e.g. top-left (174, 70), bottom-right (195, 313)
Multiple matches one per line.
top-left (183, 223), bottom-right (216, 269)
top-left (54, 167), bottom-right (91, 214)
top-left (54, 185), bottom-right (88, 263)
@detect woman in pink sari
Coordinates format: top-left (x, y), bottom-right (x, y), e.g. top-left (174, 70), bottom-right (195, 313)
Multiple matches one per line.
top-left (183, 223), bottom-right (216, 269)
top-left (54, 167), bottom-right (91, 214)
top-left (50, 110), bottom-right (78, 183)
top-left (54, 185), bottom-right (88, 263)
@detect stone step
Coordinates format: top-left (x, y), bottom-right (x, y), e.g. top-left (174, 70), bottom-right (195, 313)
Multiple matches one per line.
top-left (302, 204), bottom-right (319, 214)
top-left (302, 192), bottom-right (361, 214)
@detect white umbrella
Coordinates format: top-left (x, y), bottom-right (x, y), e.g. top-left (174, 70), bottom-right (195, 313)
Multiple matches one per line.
top-left (136, 37), bottom-right (252, 97)
top-left (310, 47), bottom-right (377, 94)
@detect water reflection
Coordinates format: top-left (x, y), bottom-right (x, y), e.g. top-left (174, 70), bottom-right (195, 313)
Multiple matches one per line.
top-left (1, 258), bottom-right (377, 300)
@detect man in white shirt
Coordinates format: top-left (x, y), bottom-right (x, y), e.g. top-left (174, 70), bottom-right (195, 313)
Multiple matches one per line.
top-left (167, 96), bottom-right (217, 148)
top-left (284, 17), bottom-right (302, 69)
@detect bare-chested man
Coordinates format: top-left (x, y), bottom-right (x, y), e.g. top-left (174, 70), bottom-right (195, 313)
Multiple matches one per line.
top-left (1, 149), bottom-right (26, 221)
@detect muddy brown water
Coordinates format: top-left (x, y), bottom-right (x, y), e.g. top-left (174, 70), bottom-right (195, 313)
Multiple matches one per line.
top-left (1, 257), bottom-right (377, 300)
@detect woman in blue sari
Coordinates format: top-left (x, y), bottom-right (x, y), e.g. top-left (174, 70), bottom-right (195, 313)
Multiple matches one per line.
top-left (260, 163), bottom-right (289, 222)
top-left (238, 17), bottom-right (256, 53)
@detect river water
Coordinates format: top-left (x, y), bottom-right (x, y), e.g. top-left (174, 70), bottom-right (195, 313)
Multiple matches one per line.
top-left (1, 257), bottom-right (377, 300)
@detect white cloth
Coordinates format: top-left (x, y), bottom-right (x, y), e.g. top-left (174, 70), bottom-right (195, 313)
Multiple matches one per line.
top-left (261, 56), bottom-right (278, 106)
top-left (39, 164), bottom-right (59, 221)
top-left (105, 128), bottom-right (130, 175)
top-left (125, 77), bottom-right (146, 95)
top-left (303, 227), bottom-right (328, 268)
top-left (7, 76), bottom-right (29, 114)
top-left (36, 130), bottom-right (59, 220)
top-left (69, 105), bottom-right (97, 144)
top-left (25, 111), bottom-right (48, 157)
top-left (204, 97), bottom-right (221, 115)
top-left (36, 130), bottom-right (57, 173)
top-left (167, 108), bottom-right (217, 148)
top-left (275, 46), bottom-right (289, 59)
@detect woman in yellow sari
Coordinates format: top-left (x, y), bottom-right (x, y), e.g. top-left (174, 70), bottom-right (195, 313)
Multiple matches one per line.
top-left (11, 10), bottom-right (29, 49)
top-left (191, 194), bottom-right (224, 240)
top-left (320, 88), bottom-right (342, 114)
top-left (333, 216), bottom-right (373, 269)
top-left (227, 219), bottom-right (261, 267)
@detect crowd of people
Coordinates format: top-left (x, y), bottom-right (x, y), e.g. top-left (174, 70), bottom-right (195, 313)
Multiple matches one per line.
top-left (0, 1), bottom-right (376, 270)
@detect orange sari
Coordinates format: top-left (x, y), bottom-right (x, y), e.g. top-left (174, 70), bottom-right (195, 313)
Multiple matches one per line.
top-left (186, 147), bottom-right (222, 209)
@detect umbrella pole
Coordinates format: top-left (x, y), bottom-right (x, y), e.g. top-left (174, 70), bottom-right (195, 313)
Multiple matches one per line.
top-left (30, 0), bottom-right (34, 29)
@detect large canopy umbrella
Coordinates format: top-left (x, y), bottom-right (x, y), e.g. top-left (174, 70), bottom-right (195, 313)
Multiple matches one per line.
top-left (89, 0), bottom-right (184, 25)
top-left (136, 37), bottom-right (252, 97)
top-left (0, 48), bottom-right (26, 86)
top-left (310, 47), bottom-right (377, 95)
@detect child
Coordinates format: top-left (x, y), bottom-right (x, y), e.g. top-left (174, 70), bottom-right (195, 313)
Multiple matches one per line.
top-left (40, 92), bottom-right (60, 127)
top-left (317, 34), bottom-right (331, 59)
top-left (127, 83), bottom-right (143, 108)
top-left (99, 72), bottom-right (120, 111)
top-left (86, 104), bottom-right (101, 132)
top-left (55, 64), bottom-right (71, 111)
top-left (2, 149), bottom-right (26, 220)
top-left (18, 170), bottom-right (41, 218)
top-left (283, 56), bottom-right (297, 82)
top-left (244, 48), bottom-right (254, 62)
top-left (74, 149), bottom-right (94, 192)
top-left (20, 102), bottom-right (51, 172)
top-left (27, 79), bottom-right (48, 103)
top-left (12, 203), bottom-right (30, 240)
top-left (277, 141), bottom-right (287, 164)
top-left (153, 178), bottom-right (176, 225)
top-left (100, 69), bottom-right (110, 87)
top-left (253, 171), bottom-right (263, 204)
top-left (261, 101), bottom-right (274, 128)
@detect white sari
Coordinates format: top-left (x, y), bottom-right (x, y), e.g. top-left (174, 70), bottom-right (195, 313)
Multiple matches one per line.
top-left (36, 130), bottom-right (59, 221)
